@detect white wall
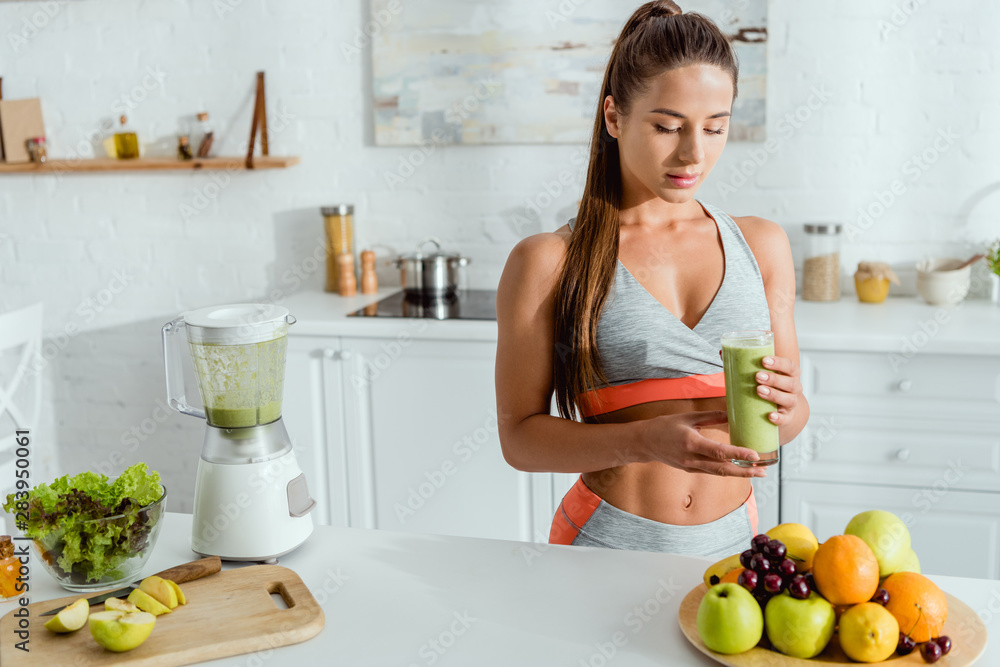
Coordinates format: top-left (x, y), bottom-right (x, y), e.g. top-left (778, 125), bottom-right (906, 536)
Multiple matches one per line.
top-left (1, 0), bottom-right (998, 511)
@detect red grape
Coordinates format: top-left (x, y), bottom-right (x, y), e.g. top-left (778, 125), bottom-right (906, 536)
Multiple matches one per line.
top-left (764, 539), bottom-right (787, 560)
top-left (787, 575), bottom-right (810, 600)
top-left (751, 534), bottom-right (770, 553)
top-left (737, 569), bottom-right (758, 593)
top-left (749, 553), bottom-right (771, 574)
top-left (763, 573), bottom-right (783, 593)
top-left (739, 549), bottom-right (753, 569)
top-left (777, 558), bottom-right (797, 578)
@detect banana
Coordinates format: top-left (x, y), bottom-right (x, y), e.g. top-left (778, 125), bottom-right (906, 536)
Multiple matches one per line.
top-left (703, 553), bottom-right (742, 588)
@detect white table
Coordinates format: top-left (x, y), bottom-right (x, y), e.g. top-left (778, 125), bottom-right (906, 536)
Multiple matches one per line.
top-left (6, 512), bottom-right (997, 665)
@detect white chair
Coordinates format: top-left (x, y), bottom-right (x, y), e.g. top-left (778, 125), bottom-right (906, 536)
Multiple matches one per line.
top-left (0, 303), bottom-right (43, 536)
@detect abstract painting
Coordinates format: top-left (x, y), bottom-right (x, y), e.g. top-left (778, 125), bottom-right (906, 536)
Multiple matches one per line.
top-left (372, 0), bottom-right (767, 145)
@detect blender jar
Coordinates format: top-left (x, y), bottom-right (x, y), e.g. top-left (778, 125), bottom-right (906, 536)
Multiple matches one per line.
top-left (162, 304), bottom-right (296, 428)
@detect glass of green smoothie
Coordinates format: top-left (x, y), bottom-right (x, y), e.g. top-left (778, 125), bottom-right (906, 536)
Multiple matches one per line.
top-left (721, 330), bottom-right (779, 467)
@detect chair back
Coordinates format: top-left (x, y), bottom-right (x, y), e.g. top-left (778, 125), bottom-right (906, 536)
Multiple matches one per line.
top-left (0, 303), bottom-right (44, 534)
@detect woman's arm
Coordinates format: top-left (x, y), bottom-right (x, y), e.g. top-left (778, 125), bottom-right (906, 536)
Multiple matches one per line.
top-left (737, 217), bottom-right (810, 444)
top-left (495, 232), bottom-right (767, 476)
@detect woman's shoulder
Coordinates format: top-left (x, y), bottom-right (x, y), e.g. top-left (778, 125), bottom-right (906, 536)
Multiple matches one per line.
top-left (728, 213), bottom-right (792, 283)
top-left (498, 229), bottom-right (572, 304)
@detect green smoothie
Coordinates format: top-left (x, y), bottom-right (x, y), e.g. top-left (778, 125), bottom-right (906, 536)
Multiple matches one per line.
top-left (189, 334), bottom-right (287, 429)
top-left (721, 332), bottom-right (779, 455)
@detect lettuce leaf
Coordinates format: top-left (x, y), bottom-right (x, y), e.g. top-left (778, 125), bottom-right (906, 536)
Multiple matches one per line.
top-left (2, 463), bottom-right (163, 583)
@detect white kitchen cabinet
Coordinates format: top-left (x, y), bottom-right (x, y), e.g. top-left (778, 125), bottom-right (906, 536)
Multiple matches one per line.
top-left (337, 335), bottom-right (539, 541)
top-left (783, 480), bottom-right (1000, 579)
top-left (282, 335), bottom-right (349, 528)
top-left (782, 348), bottom-right (1000, 578)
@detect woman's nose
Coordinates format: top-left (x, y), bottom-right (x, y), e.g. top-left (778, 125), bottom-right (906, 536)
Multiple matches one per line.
top-left (677, 131), bottom-right (705, 164)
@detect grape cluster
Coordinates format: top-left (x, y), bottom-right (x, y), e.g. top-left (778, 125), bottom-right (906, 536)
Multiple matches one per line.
top-left (898, 633), bottom-right (951, 663)
top-left (737, 534), bottom-right (811, 607)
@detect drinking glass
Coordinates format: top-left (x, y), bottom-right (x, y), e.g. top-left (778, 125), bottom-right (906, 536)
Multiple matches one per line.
top-left (722, 330), bottom-right (780, 467)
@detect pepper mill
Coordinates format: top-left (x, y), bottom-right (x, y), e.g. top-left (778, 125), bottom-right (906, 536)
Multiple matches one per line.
top-left (337, 253), bottom-right (357, 297)
top-left (360, 249), bottom-right (378, 295)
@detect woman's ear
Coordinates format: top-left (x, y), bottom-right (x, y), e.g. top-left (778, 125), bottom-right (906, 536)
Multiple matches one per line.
top-left (604, 95), bottom-right (621, 139)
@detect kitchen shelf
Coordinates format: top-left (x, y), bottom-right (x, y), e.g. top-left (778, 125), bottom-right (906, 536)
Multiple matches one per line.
top-left (0, 155), bottom-right (300, 173)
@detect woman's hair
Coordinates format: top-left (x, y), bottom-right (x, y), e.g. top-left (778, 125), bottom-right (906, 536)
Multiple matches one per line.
top-left (552, 0), bottom-right (739, 421)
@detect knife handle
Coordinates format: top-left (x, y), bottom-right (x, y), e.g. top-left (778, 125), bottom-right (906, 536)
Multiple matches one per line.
top-left (153, 556), bottom-right (221, 584)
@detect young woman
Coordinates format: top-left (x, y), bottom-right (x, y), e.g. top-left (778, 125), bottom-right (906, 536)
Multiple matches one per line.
top-left (495, 0), bottom-right (809, 559)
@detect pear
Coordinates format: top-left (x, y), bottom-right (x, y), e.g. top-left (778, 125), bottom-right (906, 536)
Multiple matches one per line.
top-left (127, 589), bottom-right (172, 616)
top-left (105, 597), bottom-right (140, 613)
top-left (88, 610), bottom-right (156, 652)
top-left (43, 598), bottom-right (89, 633)
top-left (139, 575), bottom-right (178, 609)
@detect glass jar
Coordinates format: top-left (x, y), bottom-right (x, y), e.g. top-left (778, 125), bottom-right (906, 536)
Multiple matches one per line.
top-left (26, 136), bottom-right (47, 163)
top-left (321, 205), bottom-right (354, 293)
top-left (802, 223), bottom-right (842, 301)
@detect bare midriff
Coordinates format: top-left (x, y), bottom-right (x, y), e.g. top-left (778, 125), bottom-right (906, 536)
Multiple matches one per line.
top-left (580, 396), bottom-right (752, 526)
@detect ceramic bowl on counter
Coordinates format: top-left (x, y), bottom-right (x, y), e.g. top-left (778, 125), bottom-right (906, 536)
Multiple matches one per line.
top-left (916, 258), bottom-right (971, 306)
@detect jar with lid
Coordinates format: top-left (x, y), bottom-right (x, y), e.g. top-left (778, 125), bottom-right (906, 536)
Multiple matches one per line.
top-left (802, 223), bottom-right (842, 301)
top-left (321, 205), bottom-right (354, 293)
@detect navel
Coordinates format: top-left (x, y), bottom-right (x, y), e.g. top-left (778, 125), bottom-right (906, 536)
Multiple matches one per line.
top-left (683, 494), bottom-right (693, 510)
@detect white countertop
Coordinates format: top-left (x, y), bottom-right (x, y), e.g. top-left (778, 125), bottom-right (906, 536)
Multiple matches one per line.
top-left (7, 512), bottom-right (997, 666)
top-left (281, 288), bottom-right (1000, 354)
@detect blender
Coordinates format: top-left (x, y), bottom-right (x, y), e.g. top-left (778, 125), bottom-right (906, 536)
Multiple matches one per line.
top-left (162, 303), bottom-right (315, 561)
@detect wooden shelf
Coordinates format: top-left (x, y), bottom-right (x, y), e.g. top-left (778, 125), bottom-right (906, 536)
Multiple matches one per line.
top-left (0, 156), bottom-right (300, 173)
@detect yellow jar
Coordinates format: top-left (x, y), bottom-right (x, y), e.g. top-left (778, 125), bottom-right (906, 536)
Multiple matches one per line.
top-left (854, 276), bottom-right (890, 303)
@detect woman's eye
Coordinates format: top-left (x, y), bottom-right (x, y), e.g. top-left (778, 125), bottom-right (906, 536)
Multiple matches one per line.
top-left (655, 125), bottom-right (680, 134)
top-left (706, 128), bottom-right (726, 135)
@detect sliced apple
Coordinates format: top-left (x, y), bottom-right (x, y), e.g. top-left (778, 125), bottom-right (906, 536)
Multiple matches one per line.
top-left (89, 610), bottom-right (156, 652)
top-left (43, 598), bottom-right (89, 633)
top-left (164, 578), bottom-right (186, 605)
top-left (105, 597), bottom-right (140, 613)
top-left (127, 589), bottom-right (172, 616)
top-left (139, 575), bottom-right (178, 609)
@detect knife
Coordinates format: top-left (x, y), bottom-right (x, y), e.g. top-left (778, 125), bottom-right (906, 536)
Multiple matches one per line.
top-left (41, 556), bottom-right (221, 616)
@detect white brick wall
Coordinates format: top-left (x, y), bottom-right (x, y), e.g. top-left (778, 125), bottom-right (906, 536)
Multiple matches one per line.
top-left (1, 0), bottom-right (998, 511)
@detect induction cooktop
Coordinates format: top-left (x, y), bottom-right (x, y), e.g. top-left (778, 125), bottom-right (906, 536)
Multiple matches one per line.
top-left (348, 290), bottom-right (497, 321)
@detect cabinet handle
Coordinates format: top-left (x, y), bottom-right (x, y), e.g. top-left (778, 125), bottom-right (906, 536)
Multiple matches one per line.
top-left (322, 348), bottom-right (337, 360)
top-left (340, 349), bottom-right (353, 360)
top-left (895, 448), bottom-right (910, 462)
top-left (896, 379), bottom-right (913, 393)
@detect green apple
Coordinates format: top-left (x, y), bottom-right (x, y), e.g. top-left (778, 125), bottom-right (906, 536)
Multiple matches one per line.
top-left (696, 583), bottom-right (763, 654)
top-left (845, 510), bottom-right (911, 577)
top-left (764, 591), bottom-right (835, 659)
top-left (896, 546), bottom-right (921, 574)
top-left (43, 598), bottom-right (89, 633)
top-left (88, 610), bottom-right (156, 652)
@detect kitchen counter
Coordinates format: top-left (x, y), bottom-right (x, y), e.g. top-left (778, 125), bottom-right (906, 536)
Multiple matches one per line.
top-left (282, 289), bottom-right (1000, 353)
top-left (9, 512), bottom-right (998, 666)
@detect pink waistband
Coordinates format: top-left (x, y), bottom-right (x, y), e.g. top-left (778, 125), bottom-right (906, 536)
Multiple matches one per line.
top-left (578, 373), bottom-right (726, 418)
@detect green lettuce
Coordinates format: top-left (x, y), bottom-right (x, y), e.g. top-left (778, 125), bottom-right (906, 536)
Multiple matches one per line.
top-left (2, 463), bottom-right (164, 584)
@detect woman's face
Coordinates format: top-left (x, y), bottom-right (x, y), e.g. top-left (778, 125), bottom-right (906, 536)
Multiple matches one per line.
top-left (605, 64), bottom-right (734, 205)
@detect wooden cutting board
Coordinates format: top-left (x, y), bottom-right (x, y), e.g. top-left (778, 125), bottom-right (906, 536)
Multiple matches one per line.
top-left (0, 565), bottom-right (324, 666)
top-left (678, 583), bottom-right (988, 666)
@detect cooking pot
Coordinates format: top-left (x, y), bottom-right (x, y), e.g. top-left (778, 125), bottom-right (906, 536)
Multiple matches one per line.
top-left (392, 238), bottom-right (470, 296)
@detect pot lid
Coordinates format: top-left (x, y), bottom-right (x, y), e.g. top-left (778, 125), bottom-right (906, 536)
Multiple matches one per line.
top-left (398, 237), bottom-right (465, 261)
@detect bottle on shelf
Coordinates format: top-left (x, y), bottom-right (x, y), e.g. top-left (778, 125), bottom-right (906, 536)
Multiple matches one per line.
top-left (196, 112), bottom-right (214, 158)
top-left (114, 115), bottom-right (140, 159)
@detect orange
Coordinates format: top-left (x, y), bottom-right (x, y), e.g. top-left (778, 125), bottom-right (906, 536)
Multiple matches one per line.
top-left (811, 534), bottom-right (880, 605)
top-left (720, 568), bottom-right (745, 585)
top-left (881, 571), bottom-right (948, 643)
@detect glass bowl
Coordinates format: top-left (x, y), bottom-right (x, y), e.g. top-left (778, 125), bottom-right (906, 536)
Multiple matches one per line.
top-left (31, 486), bottom-right (167, 592)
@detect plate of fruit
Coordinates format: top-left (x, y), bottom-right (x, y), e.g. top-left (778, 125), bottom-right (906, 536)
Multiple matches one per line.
top-left (678, 511), bottom-right (988, 665)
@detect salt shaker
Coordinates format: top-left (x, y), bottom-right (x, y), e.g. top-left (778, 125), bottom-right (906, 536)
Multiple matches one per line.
top-left (360, 250), bottom-right (378, 294)
top-left (337, 253), bottom-right (357, 296)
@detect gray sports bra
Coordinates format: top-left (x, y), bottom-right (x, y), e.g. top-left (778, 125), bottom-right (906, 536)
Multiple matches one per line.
top-left (569, 200), bottom-right (772, 389)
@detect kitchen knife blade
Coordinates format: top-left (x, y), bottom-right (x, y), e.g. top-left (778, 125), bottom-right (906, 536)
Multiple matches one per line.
top-left (40, 555), bottom-right (221, 616)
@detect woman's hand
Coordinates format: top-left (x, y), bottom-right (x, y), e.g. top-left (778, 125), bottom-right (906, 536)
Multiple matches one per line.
top-left (755, 355), bottom-right (804, 429)
top-left (641, 411), bottom-right (768, 478)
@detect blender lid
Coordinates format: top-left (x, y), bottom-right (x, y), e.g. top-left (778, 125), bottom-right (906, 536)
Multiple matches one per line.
top-left (183, 303), bottom-right (294, 344)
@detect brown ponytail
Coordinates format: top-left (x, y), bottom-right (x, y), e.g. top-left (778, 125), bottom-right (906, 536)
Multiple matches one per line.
top-left (552, 0), bottom-right (739, 421)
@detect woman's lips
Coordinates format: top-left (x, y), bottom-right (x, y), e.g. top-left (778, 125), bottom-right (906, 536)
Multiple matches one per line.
top-left (666, 173), bottom-right (700, 188)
